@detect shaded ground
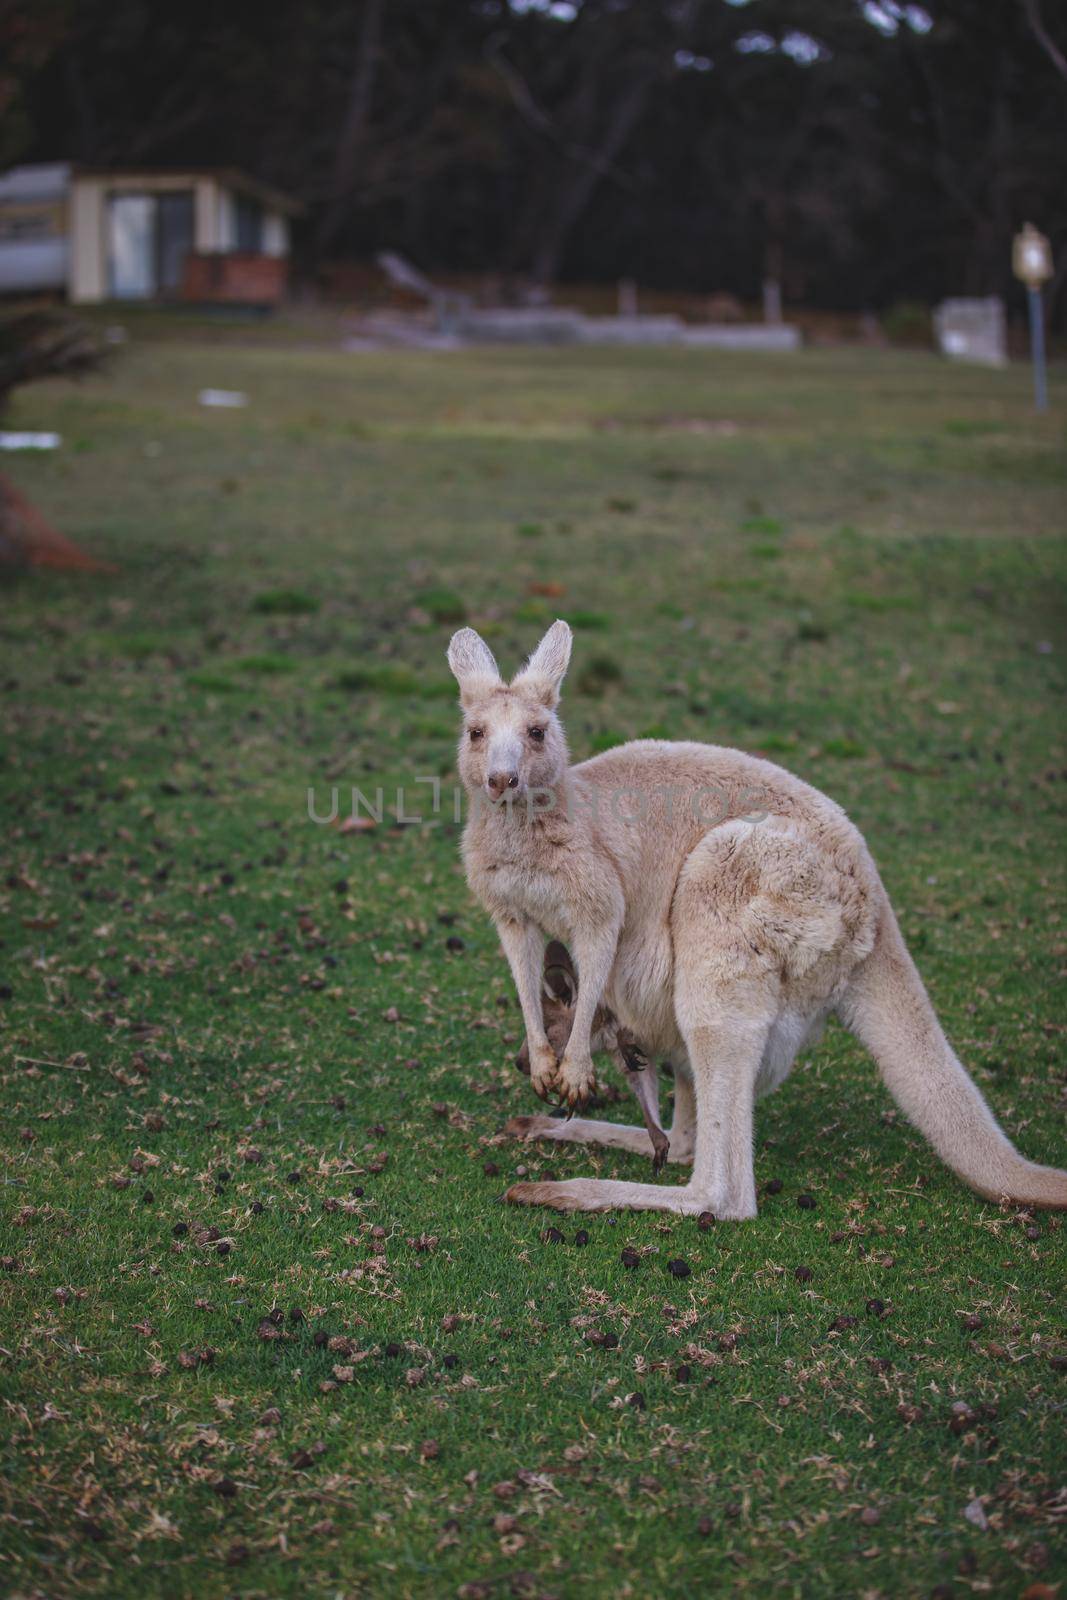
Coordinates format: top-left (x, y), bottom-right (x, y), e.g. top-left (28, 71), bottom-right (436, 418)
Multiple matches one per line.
top-left (0, 336), bottom-right (1065, 1599)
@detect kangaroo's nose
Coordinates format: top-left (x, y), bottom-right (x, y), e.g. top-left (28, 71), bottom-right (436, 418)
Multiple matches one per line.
top-left (487, 770), bottom-right (519, 798)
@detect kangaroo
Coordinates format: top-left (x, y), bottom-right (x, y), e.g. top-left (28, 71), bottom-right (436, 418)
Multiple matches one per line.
top-left (513, 940), bottom-right (671, 1171)
top-left (447, 619), bottom-right (1067, 1218)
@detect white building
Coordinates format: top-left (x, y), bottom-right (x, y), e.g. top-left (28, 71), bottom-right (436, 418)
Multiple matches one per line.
top-left (0, 163), bottom-right (300, 305)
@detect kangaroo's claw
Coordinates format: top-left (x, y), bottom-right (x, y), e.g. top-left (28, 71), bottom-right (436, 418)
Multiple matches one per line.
top-left (650, 1134), bottom-right (670, 1174)
top-left (528, 1047), bottom-right (560, 1104)
top-left (531, 1075), bottom-right (563, 1113)
top-left (560, 1071), bottom-right (597, 1111)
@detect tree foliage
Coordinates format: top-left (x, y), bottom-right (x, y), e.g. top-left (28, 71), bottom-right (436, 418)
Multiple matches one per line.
top-left (4, 0), bottom-right (1066, 313)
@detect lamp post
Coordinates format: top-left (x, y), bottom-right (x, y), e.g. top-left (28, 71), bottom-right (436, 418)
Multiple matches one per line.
top-left (1012, 223), bottom-right (1053, 412)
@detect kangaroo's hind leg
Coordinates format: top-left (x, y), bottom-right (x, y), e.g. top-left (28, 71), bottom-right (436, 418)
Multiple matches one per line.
top-left (505, 832), bottom-right (778, 1216)
top-left (502, 1115), bottom-right (650, 1158)
top-left (667, 830), bottom-right (783, 1219)
top-left (505, 979), bottom-right (773, 1215)
top-left (504, 986), bottom-right (772, 1217)
top-left (672, 976), bottom-right (774, 1220)
top-left (664, 1061), bottom-right (696, 1163)
top-left (501, 1112), bottom-right (688, 1164)
top-left (615, 1031), bottom-right (670, 1171)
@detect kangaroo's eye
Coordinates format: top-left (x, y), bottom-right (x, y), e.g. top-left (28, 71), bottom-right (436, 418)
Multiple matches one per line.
top-left (528, 726), bottom-right (546, 743)
top-left (468, 727), bottom-right (484, 742)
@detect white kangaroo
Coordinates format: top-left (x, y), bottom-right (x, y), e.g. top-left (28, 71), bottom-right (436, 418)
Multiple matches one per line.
top-left (447, 619), bottom-right (1067, 1219)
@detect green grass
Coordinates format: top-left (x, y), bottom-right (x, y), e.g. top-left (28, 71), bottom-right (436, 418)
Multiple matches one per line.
top-left (250, 588), bottom-right (322, 616)
top-left (0, 333), bottom-right (1065, 1599)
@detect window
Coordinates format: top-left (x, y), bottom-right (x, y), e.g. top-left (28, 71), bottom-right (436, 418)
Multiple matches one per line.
top-left (234, 196), bottom-right (262, 252)
top-left (157, 192), bottom-right (194, 291)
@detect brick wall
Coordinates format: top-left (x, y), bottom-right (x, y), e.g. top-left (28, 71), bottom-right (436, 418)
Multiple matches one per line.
top-left (181, 252), bottom-right (287, 306)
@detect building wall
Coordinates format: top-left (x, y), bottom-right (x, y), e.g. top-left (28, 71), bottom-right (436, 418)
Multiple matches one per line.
top-left (262, 213), bottom-right (289, 258)
top-left (195, 178), bottom-right (219, 251)
top-left (69, 178), bottom-right (105, 303)
top-left (216, 186), bottom-right (237, 252)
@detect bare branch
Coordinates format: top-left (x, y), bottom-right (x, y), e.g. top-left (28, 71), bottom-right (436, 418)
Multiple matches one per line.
top-left (1020, 0), bottom-right (1067, 82)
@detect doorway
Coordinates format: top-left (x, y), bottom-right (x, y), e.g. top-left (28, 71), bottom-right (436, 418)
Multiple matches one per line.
top-left (107, 190), bottom-right (194, 299)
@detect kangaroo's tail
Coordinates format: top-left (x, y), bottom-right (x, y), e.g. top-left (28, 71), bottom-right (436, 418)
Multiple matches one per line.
top-left (841, 904), bottom-right (1067, 1208)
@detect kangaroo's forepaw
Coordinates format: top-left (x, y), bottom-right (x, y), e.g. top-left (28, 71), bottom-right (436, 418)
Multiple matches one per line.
top-left (528, 1047), bottom-right (560, 1104)
top-left (650, 1134), bottom-right (670, 1174)
top-left (558, 1055), bottom-right (596, 1110)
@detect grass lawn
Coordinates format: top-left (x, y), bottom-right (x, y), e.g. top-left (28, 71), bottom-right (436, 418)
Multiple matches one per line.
top-left (1, 330), bottom-right (1065, 1599)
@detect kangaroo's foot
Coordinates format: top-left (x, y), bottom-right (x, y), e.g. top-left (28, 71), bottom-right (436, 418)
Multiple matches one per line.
top-left (504, 1177), bottom-right (713, 1215)
top-left (649, 1126), bottom-right (671, 1173)
top-left (502, 1114), bottom-right (690, 1164)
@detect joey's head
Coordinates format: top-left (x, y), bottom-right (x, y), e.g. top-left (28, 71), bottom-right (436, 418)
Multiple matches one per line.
top-left (446, 620), bottom-right (572, 804)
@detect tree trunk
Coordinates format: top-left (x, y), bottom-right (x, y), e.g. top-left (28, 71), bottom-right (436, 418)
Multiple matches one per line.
top-left (528, 67), bottom-right (657, 287)
top-left (315, 0), bottom-right (386, 257)
top-left (762, 193), bottom-right (786, 323)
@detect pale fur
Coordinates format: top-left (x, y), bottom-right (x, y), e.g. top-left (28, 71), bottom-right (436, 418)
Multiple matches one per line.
top-left (510, 941), bottom-right (671, 1169)
top-left (448, 620), bottom-right (1067, 1219)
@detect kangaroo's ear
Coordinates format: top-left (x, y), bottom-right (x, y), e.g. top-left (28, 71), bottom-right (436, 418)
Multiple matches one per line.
top-left (447, 627), bottom-right (502, 704)
top-left (512, 619), bottom-right (572, 707)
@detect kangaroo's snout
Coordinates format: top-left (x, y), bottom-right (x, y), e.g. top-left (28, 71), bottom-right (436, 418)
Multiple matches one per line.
top-left (487, 769), bottom-right (520, 799)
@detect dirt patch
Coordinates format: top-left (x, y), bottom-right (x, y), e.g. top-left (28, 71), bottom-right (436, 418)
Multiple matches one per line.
top-left (595, 415), bottom-right (740, 435)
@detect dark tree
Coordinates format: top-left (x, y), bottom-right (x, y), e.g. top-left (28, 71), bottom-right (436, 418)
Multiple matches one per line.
top-left (2, 0), bottom-right (1065, 318)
